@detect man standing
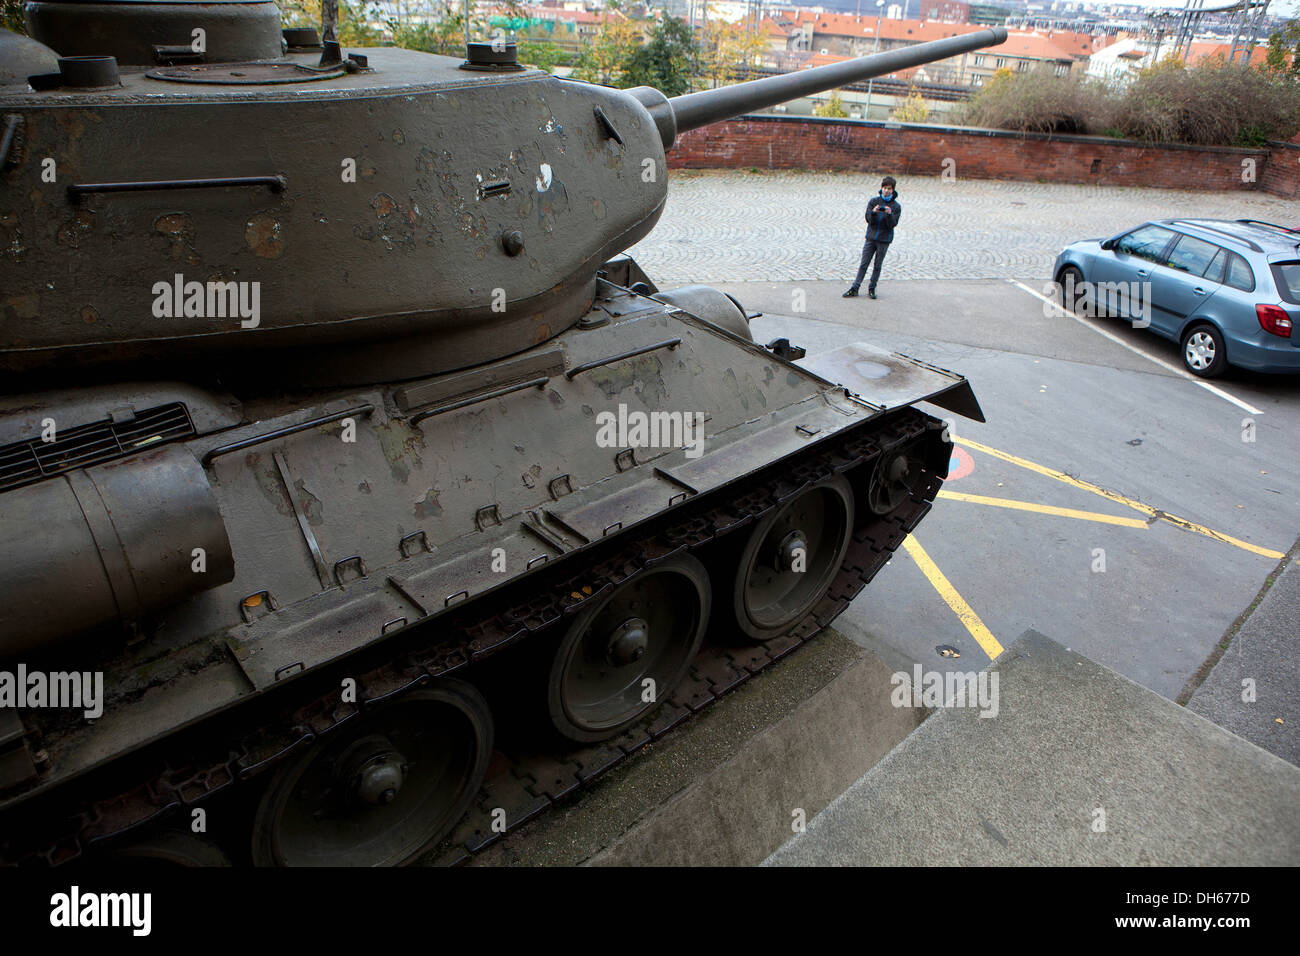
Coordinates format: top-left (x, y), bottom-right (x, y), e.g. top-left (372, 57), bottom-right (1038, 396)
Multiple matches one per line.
top-left (844, 176), bottom-right (901, 299)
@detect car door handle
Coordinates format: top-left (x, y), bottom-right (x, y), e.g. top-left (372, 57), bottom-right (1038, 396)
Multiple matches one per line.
top-left (1136, 269), bottom-right (1149, 277)
top-left (1193, 287), bottom-right (1206, 295)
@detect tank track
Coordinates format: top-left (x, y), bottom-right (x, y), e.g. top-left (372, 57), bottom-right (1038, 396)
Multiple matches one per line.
top-left (2, 406), bottom-right (943, 866)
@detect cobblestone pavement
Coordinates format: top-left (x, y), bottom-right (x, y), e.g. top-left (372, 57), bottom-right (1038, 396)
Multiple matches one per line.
top-left (626, 170), bottom-right (1300, 285)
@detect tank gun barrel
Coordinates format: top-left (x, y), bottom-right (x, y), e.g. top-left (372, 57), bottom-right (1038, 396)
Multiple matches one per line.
top-left (628, 28), bottom-right (1007, 149)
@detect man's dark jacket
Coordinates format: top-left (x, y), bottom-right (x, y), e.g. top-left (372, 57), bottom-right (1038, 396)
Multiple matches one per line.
top-left (865, 192), bottom-right (901, 243)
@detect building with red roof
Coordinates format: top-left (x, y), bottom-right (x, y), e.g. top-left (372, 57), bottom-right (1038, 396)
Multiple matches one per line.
top-left (770, 14), bottom-right (1091, 87)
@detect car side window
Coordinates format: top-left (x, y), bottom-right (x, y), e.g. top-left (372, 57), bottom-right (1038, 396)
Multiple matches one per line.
top-left (1224, 253), bottom-right (1255, 292)
top-left (1202, 249), bottom-right (1226, 284)
top-left (1165, 235), bottom-right (1220, 276)
top-left (1115, 225), bottom-right (1176, 263)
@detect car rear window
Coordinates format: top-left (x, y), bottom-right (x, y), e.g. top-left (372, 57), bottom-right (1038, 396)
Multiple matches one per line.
top-left (1224, 253), bottom-right (1255, 292)
top-left (1271, 262), bottom-right (1300, 304)
top-left (1166, 235), bottom-right (1220, 275)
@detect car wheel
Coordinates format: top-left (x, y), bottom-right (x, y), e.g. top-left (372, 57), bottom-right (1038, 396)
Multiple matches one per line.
top-left (1181, 323), bottom-right (1227, 378)
top-left (1058, 266), bottom-right (1086, 313)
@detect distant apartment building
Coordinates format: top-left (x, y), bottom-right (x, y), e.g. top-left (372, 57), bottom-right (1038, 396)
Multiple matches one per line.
top-left (968, 3), bottom-right (1010, 26)
top-left (966, 30), bottom-right (1091, 85)
top-left (760, 11), bottom-right (1092, 86)
top-left (918, 1), bottom-right (971, 23)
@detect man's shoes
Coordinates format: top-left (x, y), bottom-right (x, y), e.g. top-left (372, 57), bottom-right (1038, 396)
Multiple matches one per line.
top-left (867, 290), bottom-right (877, 299)
top-left (842, 288), bottom-right (859, 298)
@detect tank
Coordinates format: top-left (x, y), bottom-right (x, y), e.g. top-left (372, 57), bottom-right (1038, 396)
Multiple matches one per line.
top-left (0, 6), bottom-right (1004, 865)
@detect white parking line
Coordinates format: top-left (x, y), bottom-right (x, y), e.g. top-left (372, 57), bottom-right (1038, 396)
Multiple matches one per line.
top-left (1008, 279), bottom-right (1265, 416)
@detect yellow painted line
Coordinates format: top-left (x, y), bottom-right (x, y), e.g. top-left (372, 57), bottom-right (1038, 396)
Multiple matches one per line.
top-left (902, 535), bottom-right (1004, 660)
top-left (937, 490), bottom-right (1149, 528)
top-left (958, 437), bottom-right (1285, 560)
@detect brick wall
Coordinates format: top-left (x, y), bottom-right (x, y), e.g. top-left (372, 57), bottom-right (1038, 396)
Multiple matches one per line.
top-left (1260, 139), bottom-right (1300, 199)
top-left (667, 116), bottom-right (1285, 194)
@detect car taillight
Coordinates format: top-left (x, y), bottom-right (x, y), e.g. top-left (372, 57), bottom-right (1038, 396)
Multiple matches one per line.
top-left (1256, 304), bottom-right (1293, 338)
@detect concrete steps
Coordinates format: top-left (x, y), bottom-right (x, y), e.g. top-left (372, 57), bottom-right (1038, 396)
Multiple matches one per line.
top-left (1187, 555), bottom-right (1299, 767)
top-left (588, 642), bottom-right (924, 867)
top-left (766, 630), bottom-right (1300, 866)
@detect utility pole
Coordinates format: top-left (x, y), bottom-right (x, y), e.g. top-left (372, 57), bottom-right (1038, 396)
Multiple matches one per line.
top-left (864, 0), bottom-right (884, 120)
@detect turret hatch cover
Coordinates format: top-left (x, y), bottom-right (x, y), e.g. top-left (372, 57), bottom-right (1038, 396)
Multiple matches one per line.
top-left (146, 61), bottom-right (345, 84)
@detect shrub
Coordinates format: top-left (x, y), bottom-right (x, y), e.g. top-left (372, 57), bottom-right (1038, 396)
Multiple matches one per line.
top-left (1116, 57), bottom-right (1300, 145)
top-left (961, 67), bottom-right (1115, 135)
top-left (960, 57), bottom-right (1300, 146)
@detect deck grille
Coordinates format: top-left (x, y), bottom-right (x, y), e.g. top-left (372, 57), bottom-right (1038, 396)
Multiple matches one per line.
top-left (0, 403), bottom-right (195, 492)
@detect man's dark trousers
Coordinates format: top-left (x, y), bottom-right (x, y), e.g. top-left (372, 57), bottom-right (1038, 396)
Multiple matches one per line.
top-left (851, 238), bottom-right (889, 293)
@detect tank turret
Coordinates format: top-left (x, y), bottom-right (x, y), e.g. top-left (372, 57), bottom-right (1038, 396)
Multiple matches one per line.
top-left (0, 11), bottom-right (1001, 866)
top-left (1, 9), bottom-right (1006, 385)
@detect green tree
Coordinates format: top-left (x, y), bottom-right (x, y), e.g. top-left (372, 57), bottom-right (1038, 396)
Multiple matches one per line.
top-left (1266, 19), bottom-right (1299, 78)
top-left (813, 90), bottom-right (849, 117)
top-left (278, 0), bottom-right (384, 45)
top-left (571, 17), bottom-right (644, 87)
top-left (623, 14), bottom-right (697, 95)
top-left (699, 14), bottom-right (765, 89)
top-left (518, 39), bottom-right (569, 74)
top-left (3, 0), bottom-right (26, 34)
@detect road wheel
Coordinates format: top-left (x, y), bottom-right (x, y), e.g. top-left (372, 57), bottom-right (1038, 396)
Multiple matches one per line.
top-left (251, 680), bottom-right (492, 866)
top-left (548, 554), bottom-right (710, 743)
top-left (106, 829), bottom-right (231, 867)
top-left (1181, 323), bottom-right (1227, 378)
top-left (867, 441), bottom-right (928, 516)
top-left (728, 475), bottom-right (854, 643)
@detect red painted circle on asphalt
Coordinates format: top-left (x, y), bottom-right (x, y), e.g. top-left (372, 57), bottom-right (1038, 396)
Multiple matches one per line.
top-left (946, 446), bottom-right (974, 481)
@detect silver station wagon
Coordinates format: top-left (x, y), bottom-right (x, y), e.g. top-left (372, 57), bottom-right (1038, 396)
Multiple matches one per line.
top-left (1053, 219), bottom-right (1300, 378)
